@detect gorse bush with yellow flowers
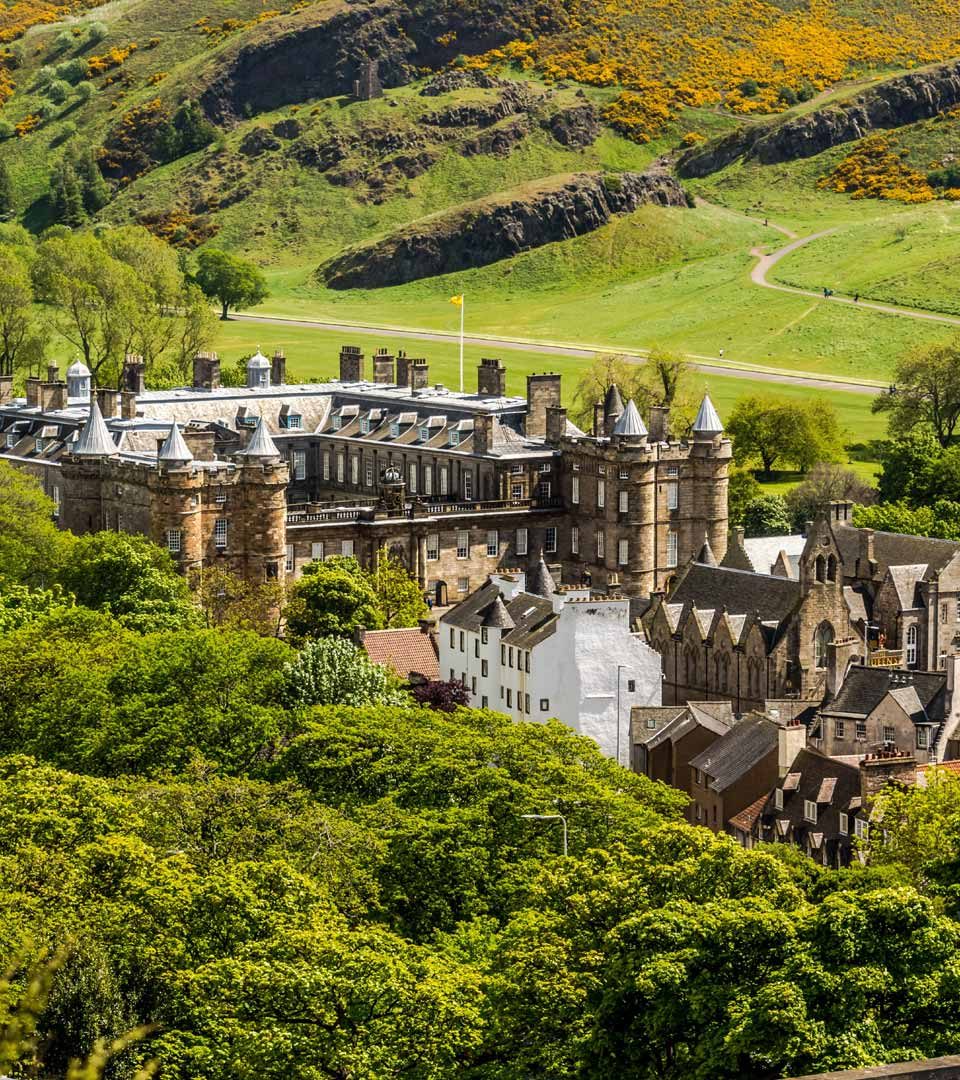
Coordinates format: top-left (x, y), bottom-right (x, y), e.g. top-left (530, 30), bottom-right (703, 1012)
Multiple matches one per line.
top-left (819, 136), bottom-right (938, 202)
top-left (473, 0), bottom-right (960, 141)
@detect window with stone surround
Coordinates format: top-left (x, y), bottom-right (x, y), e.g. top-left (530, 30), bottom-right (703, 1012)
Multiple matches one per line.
top-left (214, 519), bottom-right (227, 549)
top-left (545, 527), bottom-right (557, 553)
top-left (487, 530), bottom-right (498, 556)
top-left (366, 460), bottom-right (374, 487)
top-left (285, 545), bottom-right (294, 573)
top-left (597, 478), bottom-right (605, 509)
top-left (619, 489), bottom-right (628, 514)
top-left (917, 726), bottom-right (929, 749)
top-left (408, 463), bottom-right (417, 493)
top-left (596, 530), bottom-right (605, 559)
top-left (571, 475), bottom-right (579, 504)
top-left (336, 454), bottom-right (345, 483)
top-left (427, 534), bottom-right (439, 561)
top-left (311, 542), bottom-right (324, 561)
top-left (424, 465), bottom-right (433, 495)
top-left (516, 528), bottom-right (528, 556)
top-left (666, 531), bottom-right (678, 567)
top-left (463, 471), bottom-right (473, 501)
top-left (323, 452), bottom-right (330, 480)
top-left (804, 800), bottom-right (817, 824)
top-left (667, 482), bottom-right (678, 510)
top-left (457, 531), bottom-right (469, 559)
top-left (342, 539), bottom-right (354, 556)
top-left (618, 539), bottom-right (629, 565)
top-left (351, 456), bottom-right (359, 485)
top-left (571, 526), bottom-right (579, 554)
top-left (166, 529), bottom-right (182, 553)
top-left (839, 812), bottom-right (848, 835)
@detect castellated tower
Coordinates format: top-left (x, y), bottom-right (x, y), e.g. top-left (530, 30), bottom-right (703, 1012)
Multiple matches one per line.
top-left (688, 393), bottom-right (731, 565)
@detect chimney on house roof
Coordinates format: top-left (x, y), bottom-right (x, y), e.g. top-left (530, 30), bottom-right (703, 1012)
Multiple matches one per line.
top-left (860, 746), bottom-right (917, 805)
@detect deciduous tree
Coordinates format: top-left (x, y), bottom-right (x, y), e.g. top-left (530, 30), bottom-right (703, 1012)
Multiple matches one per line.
top-left (194, 248), bottom-right (268, 320)
top-left (874, 338), bottom-right (960, 447)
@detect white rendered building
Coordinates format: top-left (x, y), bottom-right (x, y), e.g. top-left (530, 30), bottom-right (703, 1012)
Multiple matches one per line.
top-left (439, 558), bottom-right (662, 764)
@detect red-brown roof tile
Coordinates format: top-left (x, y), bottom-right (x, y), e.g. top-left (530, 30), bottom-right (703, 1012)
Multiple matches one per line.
top-left (728, 794), bottom-right (767, 833)
top-left (360, 627), bottom-right (439, 681)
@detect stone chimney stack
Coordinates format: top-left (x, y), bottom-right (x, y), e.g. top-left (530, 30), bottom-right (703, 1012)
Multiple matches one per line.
top-left (526, 373), bottom-right (561, 439)
top-left (857, 528), bottom-right (877, 579)
top-left (545, 405), bottom-right (567, 446)
top-left (46, 362), bottom-right (60, 384)
top-left (473, 413), bottom-right (492, 456)
top-left (40, 379), bottom-right (67, 411)
top-left (120, 390), bottom-right (138, 420)
top-left (410, 357), bottom-right (429, 390)
top-left (25, 376), bottom-right (40, 408)
top-left (271, 350), bottom-right (286, 387)
top-left (831, 499), bottom-right (853, 523)
top-left (339, 345), bottom-right (363, 382)
top-left (396, 351), bottom-right (411, 388)
top-left (478, 357), bottom-right (507, 397)
top-left (122, 354), bottom-right (146, 395)
top-left (593, 401), bottom-right (604, 437)
top-left (372, 348), bottom-right (395, 384)
top-left (776, 716), bottom-right (806, 777)
top-left (860, 747), bottom-right (917, 804)
top-left (96, 387), bottom-right (119, 418)
top-left (648, 405), bottom-right (670, 442)
top-left (192, 352), bottom-right (220, 391)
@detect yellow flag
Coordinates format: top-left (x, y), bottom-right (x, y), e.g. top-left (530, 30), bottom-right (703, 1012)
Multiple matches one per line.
top-left (449, 294), bottom-right (463, 307)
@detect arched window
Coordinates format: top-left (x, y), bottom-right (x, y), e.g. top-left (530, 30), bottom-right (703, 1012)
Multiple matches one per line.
top-left (906, 624), bottom-right (918, 667)
top-left (815, 555), bottom-right (826, 583)
top-left (814, 622), bottom-right (834, 669)
top-left (827, 554), bottom-right (838, 582)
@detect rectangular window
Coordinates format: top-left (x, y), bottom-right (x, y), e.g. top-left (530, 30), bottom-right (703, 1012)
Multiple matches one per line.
top-left (545, 527), bottom-right (557, 554)
top-left (463, 471), bottom-right (474, 501)
top-left (835, 719), bottom-right (845, 739)
top-left (525, 652), bottom-right (530, 673)
top-left (458, 577), bottom-right (469, 593)
top-left (285, 545), bottom-right (294, 573)
top-left (34, 438), bottom-right (43, 453)
top-left (883, 725), bottom-right (895, 743)
top-left (597, 478), bottom-right (605, 509)
top-left (618, 539), bottom-right (629, 565)
top-left (285, 415), bottom-right (302, 430)
top-left (667, 465), bottom-right (679, 477)
top-left (944, 602), bottom-right (950, 624)
top-left (450, 628), bottom-right (455, 648)
top-left (419, 426), bottom-right (430, 443)
top-left (856, 720), bottom-right (867, 741)
top-left (774, 788), bottom-right (783, 810)
top-left (804, 800), bottom-right (817, 824)
top-left (457, 531), bottom-right (469, 559)
top-left (694, 769), bottom-right (702, 786)
top-left (427, 534), bottom-right (439, 561)
top-left (450, 430), bottom-right (460, 447)
top-left (336, 454), bottom-right (345, 483)
top-left (487, 530), bottom-right (498, 557)
top-left (474, 639), bottom-right (480, 658)
top-left (166, 529), bottom-right (182, 553)
top-left (855, 817), bottom-right (868, 840)
top-left (481, 659), bottom-right (488, 677)
top-left (482, 695), bottom-right (488, 708)
top-left (539, 463), bottom-right (551, 473)
top-left (539, 480), bottom-right (552, 500)
top-left (471, 676), bottom-right (477, 694)
top-left (214, 519), bottom-right (228, 549)
top-left (506, 689), bottom-right (512, 708)
top-left (571, 526), bottom-right (579, 555)
top-left (501, 644), bottom-right (506, 664)
top-left (511, 483), bottom-right (523, 500)
top-left (52, 485), bottom-right (60, 517)
top-left (460, 632), bottom-right (465, 652)
top-left (571, 475), bottom-right (580, 504)
top-left (516, 528), bottom-right (528, 556)
top-left (917, 726), bottom-right (929, 749)
top-left (408, 462), bottom-right (417, 493)
top-left (839, 813), bottom-right (848, 836)
top-left (619, 468), bottom-right (629, 480)
top-left (596, 530), bottom-right (605, 560)
top-left (366, 461), bottom-right (374, 487)
top-left (342, 539), bottom-right (354, 557)
top-left (646, 716), bottom-right (656, 729)
top-left (351, 456), bottom-right (359, 485)
top-left (215, 487), bottom-right (227, 504)
top-left (666, 531), bottom-right (678, 568)
top-left (424, 465), bottom-right (433, 495)
top-left (481, 627), bottom-right (488, 644)
top-left (4, 433), bottom-right (15, 449)
top-left (627, 679), bottom-right (635, 692)
top-left (540, 698), bottom-right (550, 712)
top-left (323, 452), bottom-right (330, 481)
top-left (311, 542), bottom-right (324, 562)
top-left (508, 647), bottom-right (514, 669)
top-left (332, 414), bottom-right (342, 431)
top-left (511, 464), bottom-right (523, 475)
top-left (619, 490), bottom-right (628, 514)
top-left (390, 421), bottom-right (400, 438)
top-left (439, 466), bottom-right (449, 495)
top-left (360, 417), bottom-right (370, 435)
top-left (667, 482), bottom-right (679, 510)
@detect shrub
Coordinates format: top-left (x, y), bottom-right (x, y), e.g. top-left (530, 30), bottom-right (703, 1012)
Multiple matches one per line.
top-left (35, 65), bottom-right (54, 86)
top-left (0, 120), bottom-right (14, 140)
top-left (86, 22), bottom-right (108, 44)
top-left (738, 78), bottom-right (759, 97)
top-left (74, 81), bottom-right (93, 103)
top-left (46, 78), bottom-right (71, 104)
top-left (777, 85), bottom-right (797, 105)
top-left (55, 58), bottom-right (88, 84)
top-left (53, 30), bottom-right (74, 54)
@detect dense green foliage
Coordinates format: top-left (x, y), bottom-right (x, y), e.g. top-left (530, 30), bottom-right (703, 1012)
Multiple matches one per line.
top-left (727, 395), bottom-right (843, 476)
top-left (741, 493), bottom-right (792, 537)
top-left (194, 248), bottom-right (269, 320)
top-left (873, 337), bottom-right (960, 447)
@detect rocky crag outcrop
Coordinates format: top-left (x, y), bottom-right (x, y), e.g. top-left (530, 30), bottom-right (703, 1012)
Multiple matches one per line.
top-left (321, 170), bottom-right (688, 288)
top-left (678, 59), bottom-right (960, 177)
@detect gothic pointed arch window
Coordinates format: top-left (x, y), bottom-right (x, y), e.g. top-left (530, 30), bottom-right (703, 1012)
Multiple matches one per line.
top-left (814, 622), bottom-right (834, 669)
top-left (815, 555), bottom-right (826, 583)
top-left (827, 554), bottom-right (838, 582)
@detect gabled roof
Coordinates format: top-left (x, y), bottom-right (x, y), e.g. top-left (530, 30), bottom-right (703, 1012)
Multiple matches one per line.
top-left (888, 684), bottom-right (928, 724)
top-left (689, 714), bottom-right (778, 792)
top-left (638, 700), bottom-right (732, 749)
top-left (729, 794), bottom-right (767, 833)
top-left (670, 563), bottom-right (800, 626)
top-left (441, 582), bottom-right (557, 649)
top-left (72, 400), bottom-right (117, 456)
top-left (742, 534), bottom-right (806, 576)
top-left (886, 564), bottom-right (928, 610)
top-left (822, 665), bottom-right (946, 722)
top-left (361, 627), bottom-right (439, 681)
top-left (833, 522), bottom-right (960, 579)
top-left (692, 394), bottom-right (723, 436)
top-left (762, 746), bottom-right (862, 830)
top-left (612, 399), bottom-right (647, 437)
top-left (158, 421), bottom-right (193, 465)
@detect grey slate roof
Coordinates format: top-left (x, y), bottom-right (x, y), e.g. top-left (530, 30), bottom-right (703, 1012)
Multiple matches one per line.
top-left (696, 537), bottom-right (718, 567)
top-left (742, 534), bottom-right (806, 576)
top-left (692, 394), bottom-right (723, 436)
top-left (670, 563), bottom-right (800, 624)
top-left (603, 383), bottom-right (624, 418)
top-left (887, 564), bottom-right (927, 610)
top-left (822, 665), bottom-right (946, 722)
top-left (72, 399), bottom-right (117, 456)
top-left (612, 399), bottom-right (647, 437)
top-left (442, 582), bottom-right (557, 649)
top-left (481, 595), bottom-right (515, 629)
top-left (833, 522), bottom-right (960, 579)
top-left (689, 713), bottom-right (778, 792)
top-left (526, 556), bottom-right (556, 598)
top-left (158, 422), bottom-right (193, 465)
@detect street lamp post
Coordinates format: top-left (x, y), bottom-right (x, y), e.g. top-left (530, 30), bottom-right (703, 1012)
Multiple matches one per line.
top-left (520, 813), bottom-right (568, 856)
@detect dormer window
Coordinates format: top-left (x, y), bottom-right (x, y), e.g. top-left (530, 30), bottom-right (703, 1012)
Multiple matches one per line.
top-left (419, 426), bottom-right (429, 443)
top-left (774, 788), bottom-right (783, 810)
top-left (34, 438), bottom-right (43, 453)
top-left (5, 433), bottom-right (15, 448)
top-left (803, 799), bottom-right (817, 824)
top-left (450, 430), bottom-right (460, 447)
top-left (332, 415), bottom-right (342, 431)
top-left (360, 418), bottom-right (370, 434)
top-left (281, 414), bottom-right (302, 430)
top-left (390, 421), bottom-right (400, 438)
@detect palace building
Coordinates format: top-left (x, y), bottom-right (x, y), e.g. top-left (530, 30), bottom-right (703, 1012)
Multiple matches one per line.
top-left (0, 346), bottom-right (731, 601)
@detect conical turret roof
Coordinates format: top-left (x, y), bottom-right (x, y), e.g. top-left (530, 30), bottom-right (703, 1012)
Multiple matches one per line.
top-left (526, 553), bottom-right (556, 598)
top-left (72, 399), bottom-right (117, 457)
top-left (481, 595), bottom-right (515, 629)
top-left (158, 421), bottom-right (193, 466)
top-left (247, 348), bottom-right (270, 370)
top-left (692, 393), bottom-right (724, 437)
top-left (697, 536), bottom-right (718, 566)
top-left (242, 416), bottom-right (281, 461)
top-left (612, 399), bottom-right (648, 437)
top-left (603, 383), bottom-right (625, 418)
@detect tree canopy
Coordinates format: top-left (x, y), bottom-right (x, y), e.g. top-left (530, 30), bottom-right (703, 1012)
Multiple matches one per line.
top-left (727, 395), bottom-right (843, 475)
top-left (874, 337), bottom-right (960, 447)
top-left (193, 248), bottom-right (268, 320)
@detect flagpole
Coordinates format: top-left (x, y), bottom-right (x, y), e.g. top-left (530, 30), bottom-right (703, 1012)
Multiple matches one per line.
top-left (459, 296), bottom-right (464, 393)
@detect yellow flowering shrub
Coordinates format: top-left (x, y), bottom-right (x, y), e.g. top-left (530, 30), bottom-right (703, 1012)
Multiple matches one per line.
top-left (818, 136), bottom-right (935, 202)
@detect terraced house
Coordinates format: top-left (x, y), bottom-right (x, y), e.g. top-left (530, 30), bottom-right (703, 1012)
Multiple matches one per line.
top-left (0, 344), bottom-right (730, 602)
